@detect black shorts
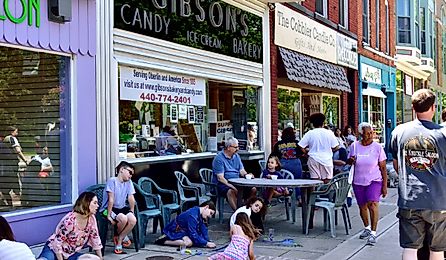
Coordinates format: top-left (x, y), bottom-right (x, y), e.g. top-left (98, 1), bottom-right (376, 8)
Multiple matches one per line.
top-left (397, 208), bottom-right (446, 252)
top-left (112, 206), bottom-right (132, 217)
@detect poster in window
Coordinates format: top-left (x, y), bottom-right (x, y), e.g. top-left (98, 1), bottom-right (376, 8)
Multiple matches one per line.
top-left (179, 105), bottom-right (187, 119)
top-left (170, 104), bottom-right (178, 123)
top-left (188, 106), bottom-right (195, 124)
top-left (208, 109), bottom-right (217, 123)
top-left (196, 106), bottom-right (204, 123)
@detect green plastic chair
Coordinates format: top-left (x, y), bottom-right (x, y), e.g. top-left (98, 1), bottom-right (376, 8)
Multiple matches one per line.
top-left (305, 175), bottom-right (351, 238)
top-left (258, 159), bottom-right (267, 172)
top-left (199, 168), bottom-right (225, 223)
top-left (138, 177), bottom-right (180, 230)
top-left (133, 182), bottom-right (163, 249)
top-left (174, 171), bottom-right (210, 212)
top-left (85, 184), bottom-right (140, 254)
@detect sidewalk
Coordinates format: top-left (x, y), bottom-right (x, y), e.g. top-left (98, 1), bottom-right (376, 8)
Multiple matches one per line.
top-left (35, 187), bottom-right (395, 260)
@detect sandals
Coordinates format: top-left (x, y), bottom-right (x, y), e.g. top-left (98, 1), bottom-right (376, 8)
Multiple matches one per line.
top-left (114, 245), bottom-right (126, 254)
top-left (114, 236), bottom-right (132, 248)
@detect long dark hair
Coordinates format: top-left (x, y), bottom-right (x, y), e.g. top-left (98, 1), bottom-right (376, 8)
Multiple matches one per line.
top-left (281, 127), bottom-right (296, 142)
top-left (0, 216), bottom-right (14, 241)
top-left (235, 213), bottom-right (260, 241)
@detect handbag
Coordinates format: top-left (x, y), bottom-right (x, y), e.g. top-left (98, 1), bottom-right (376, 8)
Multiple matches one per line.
top-left (347, 141), bottom-right (356, 184)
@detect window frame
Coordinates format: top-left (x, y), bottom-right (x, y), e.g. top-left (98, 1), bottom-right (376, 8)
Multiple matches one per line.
top-left (397, 0), bottom-right (411, 44)
top-left (339, 0), bottom-right (349, 29)
top-left (363, 0), bottom-right (370, 43)
top-left (376, 0), bottom-right (380, 49)
top-left (315, 0), bottom-right (328, 18)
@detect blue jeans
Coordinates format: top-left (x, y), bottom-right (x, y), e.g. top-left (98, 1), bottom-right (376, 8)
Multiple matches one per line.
top-left (38, 242), bottom-right (83, 260)
top-left (280, 159), bottom-right (303, 198)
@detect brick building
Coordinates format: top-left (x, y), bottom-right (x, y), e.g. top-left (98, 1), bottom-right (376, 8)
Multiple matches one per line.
top-left (269, 1), bottom-right (359, 147)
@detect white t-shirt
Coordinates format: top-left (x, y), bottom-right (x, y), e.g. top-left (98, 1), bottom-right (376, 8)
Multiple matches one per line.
top-left (298, 128), bottom-right (338, 166)
top-left (229, 206), bottom-right (251, 227)
top-left (0, 239), bottom-right (36, 260)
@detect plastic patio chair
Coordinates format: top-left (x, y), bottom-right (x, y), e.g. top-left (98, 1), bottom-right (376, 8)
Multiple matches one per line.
top-left (305, 175), bottom-right (351, 238)
top-left (258, 159), bottom-right (267, 172)
top-left (199, 168), bottom-right (225, 223)
top-left (85, 184), bottom-right (140, 254)
top-left (138, 177), bottom-right (180, 228)
top-left (133, 182), bottom-right (163, 249)
top-left (174, 171), bottom-right (211, 212)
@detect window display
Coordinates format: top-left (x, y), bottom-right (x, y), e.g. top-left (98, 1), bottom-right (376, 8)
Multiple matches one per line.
top-left (363, 95), bottom-right (385, 143)
top-left (322, 94), bottom-right (340, 128)
top-left (0, 46), bottom-right (71, 212)
top-left (118, 66), bottom-right (261, 159)
top-left (277, 87), bottom-right (301, 139)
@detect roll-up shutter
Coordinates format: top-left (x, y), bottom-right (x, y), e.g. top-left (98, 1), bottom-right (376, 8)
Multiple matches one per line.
top-left (0, 46), bottom-right (69, 211)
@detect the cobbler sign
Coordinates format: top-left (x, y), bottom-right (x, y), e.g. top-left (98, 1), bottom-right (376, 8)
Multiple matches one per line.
top-left (115, 0), bottom-right (263, 63)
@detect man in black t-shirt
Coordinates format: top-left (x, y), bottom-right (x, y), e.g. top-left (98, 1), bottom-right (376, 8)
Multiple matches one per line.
top-left (390, 89), bottom-right (446, 260)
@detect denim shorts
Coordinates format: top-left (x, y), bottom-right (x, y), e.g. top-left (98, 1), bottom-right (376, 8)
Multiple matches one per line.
top-left (38, 242), bottom-right (83, 260)
top-left (397, 208), bottom-right (446, 251)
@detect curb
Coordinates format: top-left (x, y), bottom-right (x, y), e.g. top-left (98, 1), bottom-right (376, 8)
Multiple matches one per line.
top-left (318, 208), bottom-right (398, 260)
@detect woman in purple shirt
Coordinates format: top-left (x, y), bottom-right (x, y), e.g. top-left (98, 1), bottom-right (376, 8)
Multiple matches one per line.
top-left (348, 122), bottom-right (387, 246)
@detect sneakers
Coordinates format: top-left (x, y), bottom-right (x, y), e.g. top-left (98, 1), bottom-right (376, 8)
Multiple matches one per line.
top-left (366, 234), bottom-right (377, 245)
top-left (359, 229), bottom-right (371, 239)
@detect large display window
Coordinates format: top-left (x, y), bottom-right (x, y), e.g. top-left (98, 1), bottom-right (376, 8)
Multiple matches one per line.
top-left (322, 94), bottom-right (340, 128)
top-left (118, 66), bottom-right (260, 159)
top-left (277, 87), bottom-right (301, 139)
top-left (0, 46), bottom-right (71, 212)
top-left (362, 95), bottom-right (385, 143)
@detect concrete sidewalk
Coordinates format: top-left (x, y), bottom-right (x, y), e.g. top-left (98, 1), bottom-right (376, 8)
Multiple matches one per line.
top-left (30, 188), bottom-right (399, 260)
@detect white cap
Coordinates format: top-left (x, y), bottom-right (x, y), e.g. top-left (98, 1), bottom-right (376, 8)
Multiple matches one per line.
top-left (286, 122), bottom-right (294, 129)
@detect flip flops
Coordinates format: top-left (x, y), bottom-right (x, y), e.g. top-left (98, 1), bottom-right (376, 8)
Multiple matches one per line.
top-left (114, 236), bottom-right (132, 248)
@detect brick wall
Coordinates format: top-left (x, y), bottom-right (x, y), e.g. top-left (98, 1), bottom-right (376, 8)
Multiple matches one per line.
top-left (357, 0), bottom-right (395, 67)
top-left (270, 9), bottom-right (279, 147)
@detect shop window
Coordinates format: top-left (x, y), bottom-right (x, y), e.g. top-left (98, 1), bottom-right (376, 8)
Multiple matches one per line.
top-left (118, 66), bottom-right (260, 158)
top-left (322, 94), bottom-right (340, 128)
top-left (0, 46), bottom-right (71, 212)
top-left (277, 87), bottom-right (301, 139)
top-left (362, 95), bottom-right (385, 143)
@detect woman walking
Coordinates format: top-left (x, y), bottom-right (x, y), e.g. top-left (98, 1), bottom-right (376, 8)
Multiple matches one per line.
top-left (348, 122), bottom-right (387, 246)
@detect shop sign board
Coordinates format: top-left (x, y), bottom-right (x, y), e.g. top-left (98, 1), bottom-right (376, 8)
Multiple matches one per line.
top-left (114, 0), bottom-right (263, 63)
top-left (120, 66), bottom-right (206, 106)
top-left (361, 63), bottom-right (382, 85)
top-left (337, 34), bottom-right (358, 70)
top-left (0, 0), bottom-right (40, 27)
top-left (274, 4), bottom-right (337, 64)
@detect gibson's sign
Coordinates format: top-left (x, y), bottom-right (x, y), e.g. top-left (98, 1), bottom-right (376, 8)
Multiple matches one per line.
top-left (115, 0), bottom-right (263, 63)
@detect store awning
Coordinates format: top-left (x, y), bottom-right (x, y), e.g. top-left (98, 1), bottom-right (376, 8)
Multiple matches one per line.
top-left (278, 47), bottom-right (351, 93)
top-left (362, 87), bottom-right (387, 98)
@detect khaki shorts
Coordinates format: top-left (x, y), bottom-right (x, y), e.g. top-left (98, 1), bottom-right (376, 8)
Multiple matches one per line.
top-left (307, 157), bottom-right (333, 180)
top-left (397, 208), bottom-right (446, 252)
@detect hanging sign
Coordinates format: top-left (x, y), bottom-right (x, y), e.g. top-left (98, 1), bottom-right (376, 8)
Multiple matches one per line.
top-left (120, 66), bottom-right (206, 106)
top-left (361, 63), bottom-right (382, 84)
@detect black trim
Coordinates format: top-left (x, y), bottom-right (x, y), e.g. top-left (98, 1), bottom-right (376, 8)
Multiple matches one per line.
top-left (338, 27), bottom-right (358, 40)
top-left (314, 13), bottom-right (337, 29)
top-left (288, 3), bottom-right (314, 17)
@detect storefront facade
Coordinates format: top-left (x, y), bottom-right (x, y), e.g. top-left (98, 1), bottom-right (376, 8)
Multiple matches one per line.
top-left (97, 0), bottom-right (271, 184)
top-left (0, 0), bottom-right (97, 245)
top-left (358, 56), bottom-right (396, 146)
top-left (272, 4), bottom-right (357, 142)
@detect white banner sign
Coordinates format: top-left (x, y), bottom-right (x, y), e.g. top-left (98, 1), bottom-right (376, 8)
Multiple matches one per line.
top-left (361, 63), bottom-right (382, 84)
top-left (275, 4), bottom-right (337, 64)
top-left (337, 34), bottom-right (358, 70)
top-left (120, 66), bottom-right (206, 106)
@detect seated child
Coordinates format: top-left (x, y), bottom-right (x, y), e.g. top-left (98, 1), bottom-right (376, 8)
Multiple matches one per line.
top-left (262, 156), bottom-right (290, 205)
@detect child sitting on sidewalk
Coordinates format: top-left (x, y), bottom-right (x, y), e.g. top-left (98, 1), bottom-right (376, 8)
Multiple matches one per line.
top-left (209, 213), bottom-right (259, 260)
top-left (262, 156), bottom-right (290, 206)
top-left (230, 196), bottom-right (265, 233)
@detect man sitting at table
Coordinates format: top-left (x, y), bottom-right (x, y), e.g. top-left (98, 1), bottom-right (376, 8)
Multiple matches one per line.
top-left (212, 137), bottom-right (256, 211)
